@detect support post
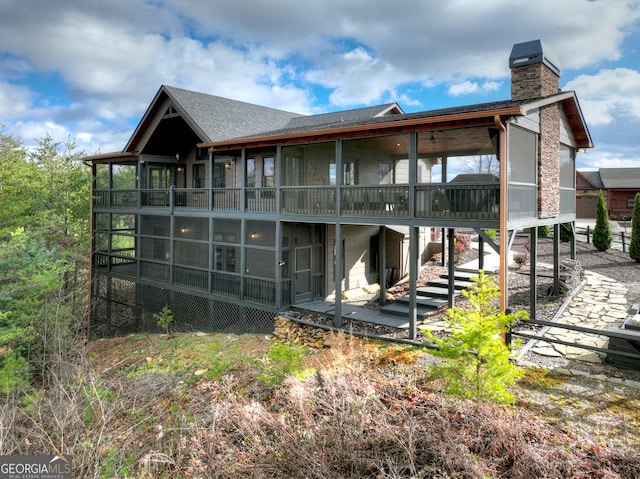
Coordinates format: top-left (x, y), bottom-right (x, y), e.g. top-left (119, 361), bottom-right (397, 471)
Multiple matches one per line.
top-left (334, 223), bottom-right (343, 328)
top-left (409, 226), bottom-right (418, 339)
top-left (530, 227), bottom-right (538, 321)
top-left (447, 228), bottom-right (456, 309)
top-left (379, 226), bottom-right (387, 305)
top-left (553, 223), bottom-right (560, 296)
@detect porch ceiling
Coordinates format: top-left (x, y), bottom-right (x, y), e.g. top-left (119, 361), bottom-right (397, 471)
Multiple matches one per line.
top-left (356, 125), bottom-right (498, 157)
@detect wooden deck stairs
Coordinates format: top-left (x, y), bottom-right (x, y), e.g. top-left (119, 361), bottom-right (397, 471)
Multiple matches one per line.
top-left (380, 269), bottom-right (485, 320)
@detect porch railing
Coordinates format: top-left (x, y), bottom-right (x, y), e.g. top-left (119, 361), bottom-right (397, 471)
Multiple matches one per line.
top-left (92, 183), bottom-right (562, 222)
top-left (281, 187), bottom-right (336, 215)
top-left (341, 185), bottom-right (409, 217)
top-left (415, 183), bottom-right (499, 219)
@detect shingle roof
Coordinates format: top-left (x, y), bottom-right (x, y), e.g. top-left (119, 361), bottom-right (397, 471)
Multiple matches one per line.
top-left (599, 167), bottom-right (640, 189)
top-left (235, 99), bottom-right (524, 140)
top-left (163, 85), bottom-right (303, 142)
top-left (286, 103), bottom-right (402, 129)
top-left (577, 170), bottom-right (604, 188)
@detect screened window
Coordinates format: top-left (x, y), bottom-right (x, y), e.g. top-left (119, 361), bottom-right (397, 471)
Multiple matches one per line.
top-left (559, 144), bottom-right (575, 188)
top-left (112, 163), bottom-right (137, 189)
top-left (140, 215), bottom-right (170, 236)
top-left (508, 126), bottom-right (537, 184)
top-left (175, 217), bottom-right (208, 240)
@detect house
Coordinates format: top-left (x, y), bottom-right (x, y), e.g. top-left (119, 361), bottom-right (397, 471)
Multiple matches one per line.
top-left (576, 168), bottom-right (640, 219)
top-left (84, 39), bottom-right (592, 339)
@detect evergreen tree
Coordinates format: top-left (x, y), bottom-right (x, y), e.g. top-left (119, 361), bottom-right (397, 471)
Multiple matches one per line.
top-left (592, 190), bottom-right (612, 251)
top-left (0, 130), bottom-right (89, 392)
top-left (421, 271), bottom-right (527, 403)
top-left (630, 193), bottom-right (640, 262)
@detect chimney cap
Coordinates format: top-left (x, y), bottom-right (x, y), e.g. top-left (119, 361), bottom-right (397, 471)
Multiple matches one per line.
top-left (509, 39), bottom-right (560, 76)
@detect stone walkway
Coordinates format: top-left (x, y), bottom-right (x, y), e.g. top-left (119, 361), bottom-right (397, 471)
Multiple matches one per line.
top-left (517, 270), bottom-right (640, 390)
top-left (525, 270), bottom-right (629, 362)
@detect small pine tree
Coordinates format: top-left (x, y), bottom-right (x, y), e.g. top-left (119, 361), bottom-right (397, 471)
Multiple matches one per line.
top-left (592, 190), bottom-right (612, 251)
top-left (153, 305), bottom-right (174, 335)
top-left (421, 271), bottom-right (527, 403)
top-left (630, 193), bottom-right (640, 262)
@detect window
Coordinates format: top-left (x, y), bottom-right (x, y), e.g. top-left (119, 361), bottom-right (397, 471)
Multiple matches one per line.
top-left (628, 197), bottom-right (636, 209)
top-left (193, 164), bottom-right (205, 188)
top-left (378, 163), bottom-right (392, 184)
top-left (263, 156), bottom-right (275, 188)
top-left (246, 158), bottom-right (256, 187)
top-left (212, 162), bottom-right (225, 188)
top-left (343, 162), bottom-right (357, 185)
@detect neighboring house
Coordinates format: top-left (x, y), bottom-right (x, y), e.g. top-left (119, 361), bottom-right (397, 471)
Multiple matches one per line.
top-left (85, 40), bottom-right (592, 339)
top-left (576, 168), bottom-right (640, 219)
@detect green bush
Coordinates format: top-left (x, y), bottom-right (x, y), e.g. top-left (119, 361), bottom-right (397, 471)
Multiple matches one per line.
top-left (485, 229), bottom-right (497, 240)
top-left (630, 193), bottom-right (640, 262)
top-left (421, 271), bottom-right (527, 403)
top-left (560, 222), bottom-right (573, 242)
top-left (257, 342), bottom-right (315, 387)
top-left (593, 191), bottom-right (612, 251)
top-left (537, 225), bottom-right (550, 237)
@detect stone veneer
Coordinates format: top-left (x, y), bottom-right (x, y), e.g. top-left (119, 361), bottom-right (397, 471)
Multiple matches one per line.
top-left (511, 62), bottom-right (561, 218)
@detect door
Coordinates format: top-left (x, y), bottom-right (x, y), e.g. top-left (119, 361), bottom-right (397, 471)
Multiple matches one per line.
top-left (294, 245), bottom-right (313, 303)
top-left (149, 166), bottom-right (172, 189)
top-left (148, 166), bottom-right (172, 206)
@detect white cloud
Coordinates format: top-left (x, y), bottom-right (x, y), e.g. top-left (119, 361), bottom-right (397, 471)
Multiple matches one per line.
top-left (0, 0), bottom-right (639, 160)
top-left (0, 82), bottom-right (34, 119)
top-left (564, 68), bottom-right (640, 126)
top-left (448, 80), bottom-right (501, 97)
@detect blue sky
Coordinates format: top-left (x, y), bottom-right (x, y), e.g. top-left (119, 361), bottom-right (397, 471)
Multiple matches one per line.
top-left (1, 0), bottom-right (640, 170)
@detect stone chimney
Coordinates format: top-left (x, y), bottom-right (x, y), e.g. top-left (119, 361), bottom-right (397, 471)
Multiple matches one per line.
top-left (509, 39), bottom-right (560, 101)
top-left (510, 40), bottom-right (561, 218)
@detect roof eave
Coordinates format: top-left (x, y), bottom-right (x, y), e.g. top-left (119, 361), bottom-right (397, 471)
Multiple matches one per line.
top-left (198, 106), bottom-right (524, 150)
top-left (82, 151), bottom-right (140, 165)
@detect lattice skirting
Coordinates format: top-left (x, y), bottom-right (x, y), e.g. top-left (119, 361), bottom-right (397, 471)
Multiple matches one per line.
top-left (90, 273), bottom-right (276, 339)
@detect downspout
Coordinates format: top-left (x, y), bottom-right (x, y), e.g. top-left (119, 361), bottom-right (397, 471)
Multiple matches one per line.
top-left (494, 115), bottom-right (508, 313)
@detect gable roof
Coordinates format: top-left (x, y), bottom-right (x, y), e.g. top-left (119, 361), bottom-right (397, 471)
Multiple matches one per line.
top-left (599, 167), bottom-right (640, 189)
top-left (123, 85), bottom-right (303, 152)
top-left (577, 170), bottom-right (604, 189)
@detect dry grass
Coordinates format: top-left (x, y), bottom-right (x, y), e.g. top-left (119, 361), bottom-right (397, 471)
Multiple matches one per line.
top-left (1, 332), bottom-right (639, 478)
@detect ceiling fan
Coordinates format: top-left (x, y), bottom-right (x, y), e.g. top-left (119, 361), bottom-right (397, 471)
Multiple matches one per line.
top-left (428, 131), bottom-right (457, 144)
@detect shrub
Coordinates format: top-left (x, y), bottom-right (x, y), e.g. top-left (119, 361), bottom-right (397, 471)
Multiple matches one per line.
top-left (153, 306), bottom-right (174, 335)
top-left (513, 251), bottom-right (529, 269)
top-left (630, 193), bottom-right (640, 262)
top-left (257, 342), bottom-right (315, 387)
top-left (454, 233), bottom-right (472, 259)
top-left (485, 229), bottom-right (497, 240)
top-left (593, 191), bottom-right (612, 251)
top-left (560, 222), bottom-right (573, 242)
top-left (421, 271), bottom-right (527, 403)
top-left (537, 225), bottom-right (550, 237)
